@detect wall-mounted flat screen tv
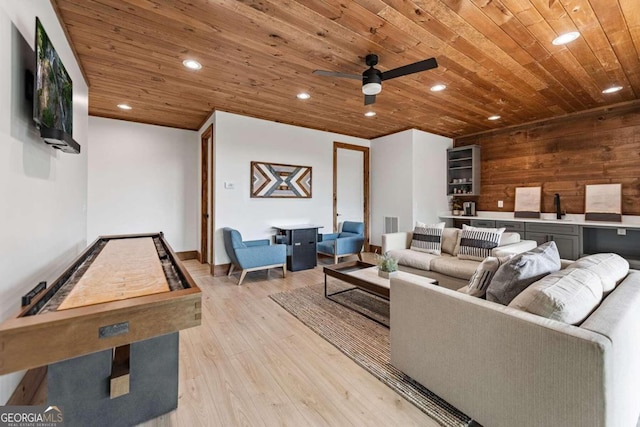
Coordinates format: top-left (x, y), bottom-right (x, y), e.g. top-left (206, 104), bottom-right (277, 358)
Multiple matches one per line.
top-left (33, 17), bottom-right (79, 154)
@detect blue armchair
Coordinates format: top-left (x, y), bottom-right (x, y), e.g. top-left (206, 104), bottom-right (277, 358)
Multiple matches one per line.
top-left (317, 221), bottom-right (365, 264)
top-left (223, 227), bottom-right (287, 285)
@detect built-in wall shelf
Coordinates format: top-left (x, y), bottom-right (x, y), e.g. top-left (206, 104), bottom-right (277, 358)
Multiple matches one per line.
top-left (582, 226), bottom-right (640, 269)
top-left (447, 145), bottom-right (480, 196)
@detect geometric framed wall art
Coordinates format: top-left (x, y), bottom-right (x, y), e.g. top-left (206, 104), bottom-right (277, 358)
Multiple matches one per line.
top-left (250, 161), bottom-right (312, 198)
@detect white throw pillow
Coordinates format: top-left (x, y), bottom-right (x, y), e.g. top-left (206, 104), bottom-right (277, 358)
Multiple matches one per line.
top-left (457, 224), bottom-right (506, 261)
top-left (509, 268), bottom-right (603, 325)
top-left (441, 228), bottom-right (460, 255)
top-left (453, 229), bottom-right (462, 256)
top-left (410, 222), bottom-right (445, 255)
top-left (457, 286), bottom-right (470, 294)
top-left (567, 253), bottom-right (629, 293)
top-left (499, 232), bottom-right (520, 246)
top-left (466, 255), bottom-right (514, 298)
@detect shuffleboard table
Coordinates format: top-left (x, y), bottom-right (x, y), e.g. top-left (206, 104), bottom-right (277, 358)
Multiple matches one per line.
top-left (0, 232), bottom-right (201, 426)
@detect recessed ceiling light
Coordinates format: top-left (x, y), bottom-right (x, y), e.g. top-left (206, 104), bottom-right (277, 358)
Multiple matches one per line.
top-left (602, 86), bottom-right (623, 94)
top-left (364, 111), bottom-right (376, 117)
top-left (430, 84), bottom-right (447, 92)
top-left (182, 59), bottom-right (202, 70)
top-left (117, 104), bottom-right (132, 110)
top-left (552, 31), bottom-right (580, 46)
top-left (488, 115), bottom-right (501, 121)
top-left (296, 92), bottom-right (311, 100)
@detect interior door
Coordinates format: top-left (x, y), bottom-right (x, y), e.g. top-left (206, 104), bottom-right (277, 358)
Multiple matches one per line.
top-left (333, 142), bottom-right (369, 249)
top-left (200, 125), bottom-right (213, 265)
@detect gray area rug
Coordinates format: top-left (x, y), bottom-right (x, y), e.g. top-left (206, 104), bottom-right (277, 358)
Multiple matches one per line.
top-left (270, 280), bottom-right (472, 427)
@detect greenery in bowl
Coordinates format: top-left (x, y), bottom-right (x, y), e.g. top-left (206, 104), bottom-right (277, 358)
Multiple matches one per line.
top-left (377, 252), bottom-right (398, 273)
top-left (451, 197), bottom-right (463, 211)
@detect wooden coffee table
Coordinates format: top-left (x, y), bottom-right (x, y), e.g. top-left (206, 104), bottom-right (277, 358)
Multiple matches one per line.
top-left (323, 260), bottom-right (438, 325)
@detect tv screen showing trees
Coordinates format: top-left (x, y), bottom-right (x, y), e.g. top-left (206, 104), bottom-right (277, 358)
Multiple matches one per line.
top-left (34, 18), bottom-right (73, 136)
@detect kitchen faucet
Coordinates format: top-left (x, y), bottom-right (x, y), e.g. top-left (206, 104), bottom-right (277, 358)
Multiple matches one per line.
top-left (554, 193), bottom-right (564, 219)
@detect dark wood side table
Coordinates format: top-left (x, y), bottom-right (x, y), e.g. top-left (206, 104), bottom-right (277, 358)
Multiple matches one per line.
top-left (273, 224), bottom-right (323, 271)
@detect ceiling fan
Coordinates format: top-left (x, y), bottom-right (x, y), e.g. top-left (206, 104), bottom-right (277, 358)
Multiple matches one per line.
top-left (313, 54), bottom-right (438, 105)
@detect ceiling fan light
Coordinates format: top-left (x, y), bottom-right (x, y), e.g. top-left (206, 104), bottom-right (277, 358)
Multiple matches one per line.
top-left (362, 82), bottom-right (382, 95)
top-left (552, 31), bottom-right (580, 45)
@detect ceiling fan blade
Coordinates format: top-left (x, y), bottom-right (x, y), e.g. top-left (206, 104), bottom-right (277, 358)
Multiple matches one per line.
top-left (312, 70), bottom-right (362, 80)
top-left (364, 94), bottom-right (376, 105)
top-left (381, 58), bottom-right (438, 81)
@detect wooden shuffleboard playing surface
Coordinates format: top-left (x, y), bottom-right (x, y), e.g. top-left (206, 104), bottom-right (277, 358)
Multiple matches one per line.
top-left (0, 232), bottom-right (201, 376)
top-left (57, 238), bottom-right (170, 310)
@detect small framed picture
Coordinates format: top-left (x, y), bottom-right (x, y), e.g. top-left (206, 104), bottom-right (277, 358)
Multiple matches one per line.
top-left (514, 187), bottom-right (541, 218)
top-left (585, 184), bottom-right (622, 222)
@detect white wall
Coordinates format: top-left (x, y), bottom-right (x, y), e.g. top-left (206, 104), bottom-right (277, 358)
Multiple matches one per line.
top-left (336, 148), bottom-right (364, 223)
top-left (370, 130), bottom-right (414, 246)
top-left (87, 117), bottom-right (198, 252)
top-left (200, 111), bottom-right (369, 265)
top-left (412, 129), bottom-right (452, 224)
top-left (370, 129), bottom-right (452, 246)
top-left (0, 1), bottom-right (89, 404)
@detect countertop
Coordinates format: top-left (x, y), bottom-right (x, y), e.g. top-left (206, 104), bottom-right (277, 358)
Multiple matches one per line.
top-left (439, 211), bottom-right (640, 229)
top-left (272, 224), bottom-right (324, 230)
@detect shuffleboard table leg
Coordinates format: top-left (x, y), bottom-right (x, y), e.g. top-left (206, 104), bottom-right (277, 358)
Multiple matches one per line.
top-left (110, 344), bottom-right (130, 399)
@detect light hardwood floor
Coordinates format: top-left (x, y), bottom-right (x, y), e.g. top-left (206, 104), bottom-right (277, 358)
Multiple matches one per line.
top-left (139, 253), bottom-right (440, 427)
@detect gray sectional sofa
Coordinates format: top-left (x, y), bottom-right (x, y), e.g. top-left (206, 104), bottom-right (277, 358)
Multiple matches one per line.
top-left (382, 227), bottom-right (537, 290)
top-left (390, 254), bottom-right (640, 427)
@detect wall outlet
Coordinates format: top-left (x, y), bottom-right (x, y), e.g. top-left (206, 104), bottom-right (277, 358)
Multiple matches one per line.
top-left (498, 200), bottom-right (504, 208)
top-left (617, 228), bottom-right (627, 236)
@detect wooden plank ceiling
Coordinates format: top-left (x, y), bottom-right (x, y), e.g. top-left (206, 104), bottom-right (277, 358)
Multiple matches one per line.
top-left (52, 0), bottom-right (640, 139)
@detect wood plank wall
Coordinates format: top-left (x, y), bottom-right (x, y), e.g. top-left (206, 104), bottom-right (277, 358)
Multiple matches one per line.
top-left (454, 103), bottom-right (640, 215)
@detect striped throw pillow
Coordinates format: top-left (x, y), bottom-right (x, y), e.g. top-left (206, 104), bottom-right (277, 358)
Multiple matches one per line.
top-left (466, 255), bottom-right (514, 298)
top-left (410, 222), bottom-right (445, 255)
top-left (457, 224), bottom-right (506, 261)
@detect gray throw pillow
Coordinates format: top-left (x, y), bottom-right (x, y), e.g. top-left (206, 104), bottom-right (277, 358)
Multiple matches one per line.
top-left (466, 255), bottom-right (514, 298)
top-left (486, 241), bottom-right (561, 305)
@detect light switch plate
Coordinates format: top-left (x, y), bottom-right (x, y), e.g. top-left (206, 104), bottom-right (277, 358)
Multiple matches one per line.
top-left (617, 228), bottom-right (627, 236)
top-left (498, 200), bottom-right (504, 208)
top-left (224, 182), bottom-right (235, 190)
